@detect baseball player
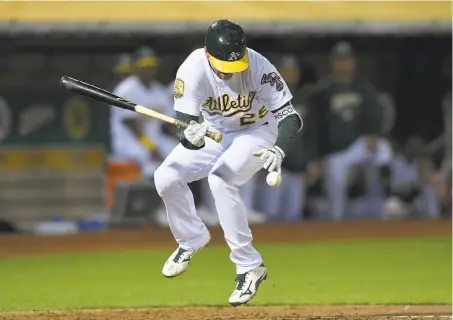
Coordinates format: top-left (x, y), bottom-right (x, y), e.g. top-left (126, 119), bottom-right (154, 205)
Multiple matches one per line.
top-left (110, 47), bottom-right (175, 178)
top-left (384, 135), bottom-right (440, 218)
top-left (113, 53), bottom-right (133, 82)
top-left (154, 20), bottom-right (302, 306)
top-left (309, 41), bottom-right (392, 220)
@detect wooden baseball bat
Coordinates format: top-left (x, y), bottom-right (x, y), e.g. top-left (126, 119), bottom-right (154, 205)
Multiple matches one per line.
top-left (59, 76), bottom-right (223, 143)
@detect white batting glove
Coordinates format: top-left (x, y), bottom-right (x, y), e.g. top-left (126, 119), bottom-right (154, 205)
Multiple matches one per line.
top-left (253, 146), bottom-right (285, 172)
top-left (184, 121), bottom-right (209, 147)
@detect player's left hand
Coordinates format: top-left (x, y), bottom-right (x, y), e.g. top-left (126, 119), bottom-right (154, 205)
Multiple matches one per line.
top-left (184, 120), bottom-right (209, 147)
top-left (253, 146), bottom-right (285, 172)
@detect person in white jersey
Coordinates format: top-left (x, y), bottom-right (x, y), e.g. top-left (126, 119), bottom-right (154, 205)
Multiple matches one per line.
top-left (110, 47), bottom-right (174, 178)
top-left (154, 20), bottom-right (302, 306)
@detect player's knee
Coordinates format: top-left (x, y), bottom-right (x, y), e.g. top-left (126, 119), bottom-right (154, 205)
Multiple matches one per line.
top-left (207, 171), bottom-right (228, 191)
top-left (154, 165), bottom-right (180, 196)
top-left (208, 163), bottom-right (240, 188)
top-left (207, 171), bottom-right (221, 188)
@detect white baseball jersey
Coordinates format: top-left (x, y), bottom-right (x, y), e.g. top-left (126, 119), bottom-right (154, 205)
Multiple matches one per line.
top-left (173, 48), bottom-right (298, 133)
top-left (110, 75), bottom-right (173, 154)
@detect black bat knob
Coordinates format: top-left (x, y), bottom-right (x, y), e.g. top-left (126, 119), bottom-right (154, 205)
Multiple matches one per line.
top-left (60, 76), bottom-right (76, 90)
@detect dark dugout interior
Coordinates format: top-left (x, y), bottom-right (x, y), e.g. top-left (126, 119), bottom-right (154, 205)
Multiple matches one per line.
top-left (0, 32), bottom-right (450, 147)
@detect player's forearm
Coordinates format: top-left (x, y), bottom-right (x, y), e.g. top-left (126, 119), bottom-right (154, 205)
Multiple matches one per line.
top-left (123, 119), bottom-right (157, 151)
top-left (175, 111), bottom-right (204, 150)
top-left (275, 114), bottom-right (301, 156)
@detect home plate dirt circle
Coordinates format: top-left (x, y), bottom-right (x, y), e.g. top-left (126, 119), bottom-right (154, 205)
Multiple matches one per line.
top-left (4, 305), bottom-right (452, 320)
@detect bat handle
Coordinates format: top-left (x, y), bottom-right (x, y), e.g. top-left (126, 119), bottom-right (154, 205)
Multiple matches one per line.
top-left (206, 130), bottom-right (223, 143)
top-left (174, 119), bottom-right (222, 143)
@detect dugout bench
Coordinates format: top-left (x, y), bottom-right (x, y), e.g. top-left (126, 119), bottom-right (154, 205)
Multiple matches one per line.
top-left (105, 158), bottom-right (162, 227)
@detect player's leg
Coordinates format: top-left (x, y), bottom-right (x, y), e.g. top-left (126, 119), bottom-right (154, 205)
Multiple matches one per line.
top-left (417, 162), bottom-right (440, 217)
top-left (154, 138), bottom-right (223, 277)
top-left (325, 151), bottom-right (350, 220)
top-left (325, 137), bottom-right (382, 220)
top-left (207, 125), bottom-right (276, 305)
top-left (197, 178), bottom-right (220, 227)
top-left (370, 139), bottom-right (394, 218)
top-left (240, 176), bottom-right (256, 211)
top-left (349, 138), bottom-right (393, 219)
top-left (347, 161), bottom-right (380, 219)
top-left (419, 183), bottom-right (440, 218)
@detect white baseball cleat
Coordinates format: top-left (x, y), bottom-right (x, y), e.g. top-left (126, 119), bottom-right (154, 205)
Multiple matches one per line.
top-left (228, 264), bottom-right (268, 306)
top-left (162, 242), bottom-right (208, 278)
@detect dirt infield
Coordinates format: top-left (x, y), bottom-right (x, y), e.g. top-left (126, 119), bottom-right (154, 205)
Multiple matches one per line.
top-left (3, 305), bottom-right (452, 320)
top-left (1, 220), bottom-right (450, 256)
top-left (1, 220), bottom-right (451, 319)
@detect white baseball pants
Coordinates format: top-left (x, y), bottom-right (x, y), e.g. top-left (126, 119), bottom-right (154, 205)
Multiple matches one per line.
top-left (154, 125), bottom-right (277, 274)
top-left (325, 137), bottom-right (393, 220)
top-left (201, 175), bottom-right (259, 214)
top-left (391, 155), bottom-right (440, 218)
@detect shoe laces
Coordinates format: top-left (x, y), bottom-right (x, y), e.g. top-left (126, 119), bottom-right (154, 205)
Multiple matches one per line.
top-left (235, 273), bottom-right (248, 291)
top-left (172, 248), bottom-right (188, 263)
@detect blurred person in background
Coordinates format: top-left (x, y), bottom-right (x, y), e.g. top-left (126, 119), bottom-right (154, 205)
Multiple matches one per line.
top-left (109, 46), bottom-right (175, 180)
top-left (441, 58), bottom-right (452, 176)
top-left (111, 53), bottom-right (133, 87)
top-left (441, 91), bottom-right (451, 177)
top-left (309, 41), bottom-right (392, 220)
top-left (442, 92), bottom-right (452, 217)
top-left (383, 135), bottom-right (441, 219)
top-left (378, 92), bottom-right (396, 139)
top-left (256, 55), bottom-right (318, 221)
top-left (441, 61), bottom-right (451, 218)
top-left (296, 61), bottom-right (327, 219)
top-left (105, 53), bottom-right (134, 154)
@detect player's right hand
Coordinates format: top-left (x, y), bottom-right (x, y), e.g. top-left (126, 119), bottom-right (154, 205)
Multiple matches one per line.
top-left (184, 121), bottom-right (209, 147)
top-left (253, 146), bottom-right (285, 173)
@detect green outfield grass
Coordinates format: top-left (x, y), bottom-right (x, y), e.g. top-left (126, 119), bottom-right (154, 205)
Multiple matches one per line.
top-left (0, 237), bottom-right (451, 312)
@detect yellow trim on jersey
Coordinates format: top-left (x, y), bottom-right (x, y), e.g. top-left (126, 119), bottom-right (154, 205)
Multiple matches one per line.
top-left (208, 52), bottom-right (249, 74)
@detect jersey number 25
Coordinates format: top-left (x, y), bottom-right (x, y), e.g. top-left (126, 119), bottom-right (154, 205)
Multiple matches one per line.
top-left (239, 106), bottom-right (269, 126)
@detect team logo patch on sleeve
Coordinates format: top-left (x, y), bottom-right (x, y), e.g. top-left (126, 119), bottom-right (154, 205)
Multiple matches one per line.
top-left (261, 72), bottom-right (284, 92)
top-left (174, 78), bottom-right (185, 98)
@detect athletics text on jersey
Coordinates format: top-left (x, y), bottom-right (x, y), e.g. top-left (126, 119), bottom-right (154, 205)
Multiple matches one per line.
top-left (173, 48), bottom-right (294, 133)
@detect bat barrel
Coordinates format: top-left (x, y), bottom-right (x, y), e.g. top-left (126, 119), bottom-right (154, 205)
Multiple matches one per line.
top-left (59, 76), bottom-right (223, 143)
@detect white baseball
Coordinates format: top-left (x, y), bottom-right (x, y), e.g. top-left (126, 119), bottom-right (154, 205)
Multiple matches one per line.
top-left (266, 171), bottom-right (282, 187)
